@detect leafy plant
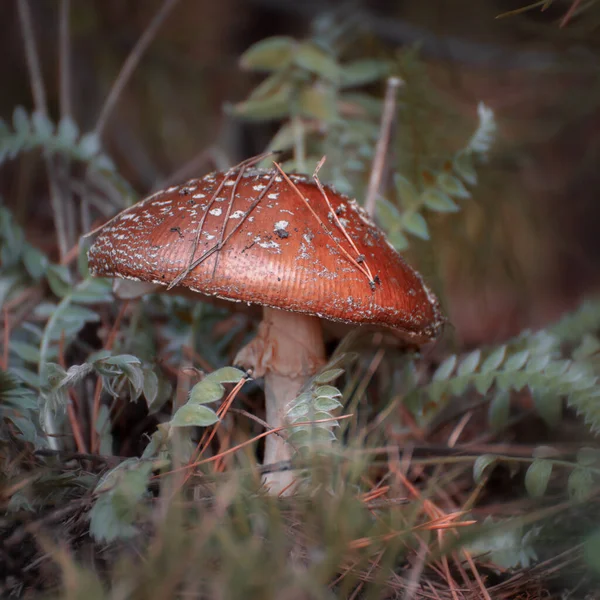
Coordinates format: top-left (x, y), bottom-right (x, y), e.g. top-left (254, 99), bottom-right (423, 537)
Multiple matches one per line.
top-left (408, 317), bottom-right (600, 433)
top-left (286, 363), bottom-right (345, 450)
top-left (378, 102), bottom-right (496, 249)
top-left (233, 34), bottom-right (392, 194)
top-left (0, 107), bottom-right (113, 170)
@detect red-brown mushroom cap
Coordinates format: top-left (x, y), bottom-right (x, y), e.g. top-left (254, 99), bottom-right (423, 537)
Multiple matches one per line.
top-left (87, 167), bottom-right (443, 344)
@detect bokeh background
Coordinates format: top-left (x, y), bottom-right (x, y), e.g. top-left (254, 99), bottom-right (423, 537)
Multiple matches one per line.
top-left (2, 0), bottom-right (600, 349)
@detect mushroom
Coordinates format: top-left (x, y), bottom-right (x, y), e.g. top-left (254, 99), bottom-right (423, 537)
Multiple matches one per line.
top-left (87, 165), bottom-right (443, 493)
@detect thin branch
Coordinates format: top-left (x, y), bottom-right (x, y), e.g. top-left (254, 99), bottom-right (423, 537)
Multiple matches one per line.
top-left (364, 76), bottom-right (402, 217)
top-left (94, 0), bottom-right (181, 137)
top-left (560, 0), bottom-right (583, 27)
top-left (211, 162), bottom-right (251, 279)
top-left (17, 0), bottom-right (48, 117)
top-left (58, 0), bottom-right (72, 120)
top-left (17, 0), bottom-right (70, 262)
top-left (313, 157), bottom-right (375, 284)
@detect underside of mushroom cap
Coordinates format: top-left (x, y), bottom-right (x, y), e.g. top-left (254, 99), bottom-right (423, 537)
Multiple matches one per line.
top-left (88, 167), bottom-right (444, 344)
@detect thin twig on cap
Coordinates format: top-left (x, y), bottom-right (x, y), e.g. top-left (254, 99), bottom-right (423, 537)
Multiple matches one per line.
top-left (273, 162), bottom-right (374, 286)
top-left (364, 76), bottom-right (403, 217)
top-left (312, 157), bottom-right (375, 285)
top-left (211, 161), bottom-right (252, 279)
top-left (168, 152), bottom-right (276, 290)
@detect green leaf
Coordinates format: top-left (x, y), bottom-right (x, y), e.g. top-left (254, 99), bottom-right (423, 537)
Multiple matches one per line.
top-left (96, 404), bottom-right (113, 456)
top-left (584, 528), bottom-right (600, 573)
top-left (57, 115), bottom-right (79, 145)
top-left (70, 278), bottom-right (113, 303)
top-left (524, 458), bottom-right (552, 498)
top-left (426, 380), bottom-right (445, 403)
top-left (10, 366), bottom-right (40, 389)
top-left (239, 36), bottom-right (296, 72)
top-left (576, 447), bottom-right (600, 466)
top-left (299, 84), bottom-right (337, 122)
top-left (433, 355), bottom-right (457, 381)
top-left (532, 390), bottom-right (562, 428)
top-left (542, 360), bottom-right (569, 379)
top-left (388, 229), bottom-right (409, 250)
top-left (457, 350), bottom-right (481, 376)
top-left (311, 411), bottom-right (338, 425)
top-left (7, 414), bottom-right (38, 444)
top-left (78, 132), bottom-right (101, 159)
top-left (89, 459), bottom-right (152, 543)
top-left (448, 376), bottom-right (469, 396)
top-left (314, 396), bottom-right (343, 412)
top-left (10, 341), bottom-right (41, 363)
top-left (293, 42), bottom-right (339, 82)
top-left (46, 264), bottom-right (72, 297)
top-left (488, 390), bottom-right (510, 432)
top-left (469, 103), bottom-right (495, 154)
top-left (394, 174), bottom-right (419, 208)
top-left (171, 404), bottom-right (219, 427)
top-left (421, 188), bottom-right (458, 213)
top-left (103, 354), bottom-right (142, 368)
top-left (142, 368), bottom-right (159, 408)
top-left (313, 368), bottom-right (344, 384)
top-left (340, 59), bottom-right (391, 88)
top-left (230, 82), bottom-right (293, 121)
top-left (402, 211), bottom-right (429, 240)
top-left (57, 305), bottom-right (100, 326)
top-left (473, 454), bottom-right (498, 483)
top-left (204, 366), bottom-right (247, 385)
top-left (32, 111), bottom-right (53, 137)
top-left (290, 426), bottom-right (336, 445)
top-left (314, 385), bottom-right (342, 399)
top-left (22, 245), bottom-right (48, 279)
top-left (189, 379), bottom-right (225, 405)
top-left (473, 372), bottom-right (494, 395)
top-left (453, 151), bottom-right (477, 185)
top-left (12, 106), bottom-right (30, 135)
top-left (376, 196), bottom-right (402, 224)
top-left (573, 334), bottom-right (600, 361)
top-left (437, 173), bottom-right (471, 199)
top-left (266, 123), bottom-right (295, 153)
top-left (525, 353), bottom-right (550, 373)
top-left (503, 350), bottom-right (529, 372)
top-left (568, 468), bottom-right (593, 502)
top-left (287, 403), bottom-right (310, 420)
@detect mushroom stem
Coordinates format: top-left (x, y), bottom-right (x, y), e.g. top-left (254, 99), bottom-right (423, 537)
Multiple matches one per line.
top-left (234, 307), bottom-right (326, 494)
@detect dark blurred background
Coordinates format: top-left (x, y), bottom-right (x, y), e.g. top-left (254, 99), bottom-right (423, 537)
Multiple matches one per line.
top-left (2, 0), bottom-right (600, 349)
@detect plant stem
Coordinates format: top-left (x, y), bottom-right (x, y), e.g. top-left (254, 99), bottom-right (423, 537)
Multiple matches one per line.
top-left (364, 76), bottom-right (402, 217)
top-left (94, 0), bottom-right (181, 137)
top-left (17, 0), bottom-right (70, 261)
top-left (58, 0), bottom-right (72, 120)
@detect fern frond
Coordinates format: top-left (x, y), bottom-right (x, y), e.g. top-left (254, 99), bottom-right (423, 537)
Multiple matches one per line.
top-left (286, 362), bottom-right (345, 450)
top-left (549, 298), bottom-right (600, 344)
top-left (409, 327), bottom-right (600, 432)
top-left (465, 102), bottom-right (496, 156)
